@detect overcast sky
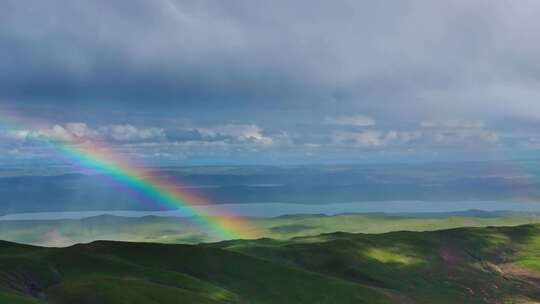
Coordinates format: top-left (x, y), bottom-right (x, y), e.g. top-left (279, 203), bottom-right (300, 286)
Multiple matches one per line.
top-left (1, 0), bottom-right (540, 164)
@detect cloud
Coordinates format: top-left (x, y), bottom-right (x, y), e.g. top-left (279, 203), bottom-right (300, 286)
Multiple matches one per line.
top-left (34, 124), bottom-right (91, 142)
top-left (196, 124), bottom-right (274, 145)
top-left (98, 125), bottom-right (165, 142)
top-left (2, 0), bottom-right (540, 122)
top-left (333, 130), bottom-right (393, 147)
top-left (1, 1), bottom-right (540, 163)
top-left (430, 129), bottom-right (499, 146)
top-left (331, 127), bottom-right (498, 148)
top-left (1, 121), bottom-right (288, 150)
top-left (324, 115), bottom-right (375, 127)
top-left (417, 119), bottom-right (498, 146)
top-left (0, 130), bottom-right (30, 141)
top-left (5, 123), bottom-right (165, 144)
top-left (420, 120), bottom-right (484, 129)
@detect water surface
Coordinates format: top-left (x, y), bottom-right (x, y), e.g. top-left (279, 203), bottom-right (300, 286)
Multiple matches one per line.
top-left (2, 200), bottom-right (540, 221)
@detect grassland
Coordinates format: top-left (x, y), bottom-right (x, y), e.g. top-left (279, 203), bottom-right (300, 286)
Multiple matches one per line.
top-left (1, 224), bottom-right (540, 303)
top-left (1, 211), bottom-right (540, 246)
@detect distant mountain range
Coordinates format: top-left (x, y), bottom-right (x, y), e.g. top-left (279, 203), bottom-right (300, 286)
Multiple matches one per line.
top-left (2, 211), bottom-right (540, 247)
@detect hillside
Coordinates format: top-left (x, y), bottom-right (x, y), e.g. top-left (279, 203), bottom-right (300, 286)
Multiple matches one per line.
top-left (1, 224), bottom-right (540, 303)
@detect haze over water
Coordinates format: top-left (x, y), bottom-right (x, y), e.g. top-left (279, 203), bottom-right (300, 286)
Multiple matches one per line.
top-left (3, 201), bottom-right (540, 221)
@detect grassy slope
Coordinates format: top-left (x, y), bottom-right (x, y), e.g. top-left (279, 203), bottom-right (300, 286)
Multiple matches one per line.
top-left (216, 224), bottom-right (540, 304)
top-left (1, 224), bottom-right (540, 303)
top-left (0, 241), bottom-right (389, 304)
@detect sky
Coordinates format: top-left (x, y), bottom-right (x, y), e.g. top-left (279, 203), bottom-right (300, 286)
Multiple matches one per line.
top-left (1, 0), bottom-right (540, 165)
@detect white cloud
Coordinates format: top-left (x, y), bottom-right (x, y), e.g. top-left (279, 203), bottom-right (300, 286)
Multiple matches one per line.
top-left (98, 124), bottom-right (165, 142)
top-left (417, 119), bottom-right (498, 146)
top-left (197, 124), bottom-right (274, 145)
top-left (5, 123), bottom-right (165, 143)
top-left (37, 125), bottom-right (81, 142)
top-left (331, 127), bottom-right (498, 148)
top-left (324, 115), bottom-right (376, 127)
top-left (420, 119), bottom-right (484, 129)
top-left (304, 143), bottom-right (321, 149)
top-left (65, 122), bottom-right (100, 138)
top-left (0, 130), bottom-right (30, 140)
top-left (333, 129), bottom-right (422, 147)
top-left (0, 122), bottom-right (290, 159)
top-left (333, 130), bottom-right (388, 147)
top-left (431, 129), bottom-right (499, 146)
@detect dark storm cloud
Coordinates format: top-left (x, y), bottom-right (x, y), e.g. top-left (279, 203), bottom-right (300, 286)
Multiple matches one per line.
top-left (2, 1), bottom-right (540, 163)
top-left (1, 0), bottom-right (539, 117)
top-left (0, 0), bottom-right (321, 104)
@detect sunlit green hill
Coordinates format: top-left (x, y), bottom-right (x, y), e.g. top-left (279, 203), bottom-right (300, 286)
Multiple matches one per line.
top-left (0, 241), bottom-right (387, 304)
top-left (2, 224), bottom-right (540, 303)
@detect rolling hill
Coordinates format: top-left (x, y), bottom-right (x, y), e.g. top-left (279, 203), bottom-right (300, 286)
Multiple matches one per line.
top-left (1, 224), bottom-right (540, 303)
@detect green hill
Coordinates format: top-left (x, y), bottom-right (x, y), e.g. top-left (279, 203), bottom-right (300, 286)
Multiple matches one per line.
top-left (2, 224), bottom-right (540, 303)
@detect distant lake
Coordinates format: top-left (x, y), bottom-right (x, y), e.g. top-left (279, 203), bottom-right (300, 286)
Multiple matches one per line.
top-left (2, 201), bottom-right (540, 221)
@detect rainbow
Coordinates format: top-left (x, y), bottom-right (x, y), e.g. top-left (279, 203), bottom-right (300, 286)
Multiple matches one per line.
top-left (0, 111), bottom-right (254, 239)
